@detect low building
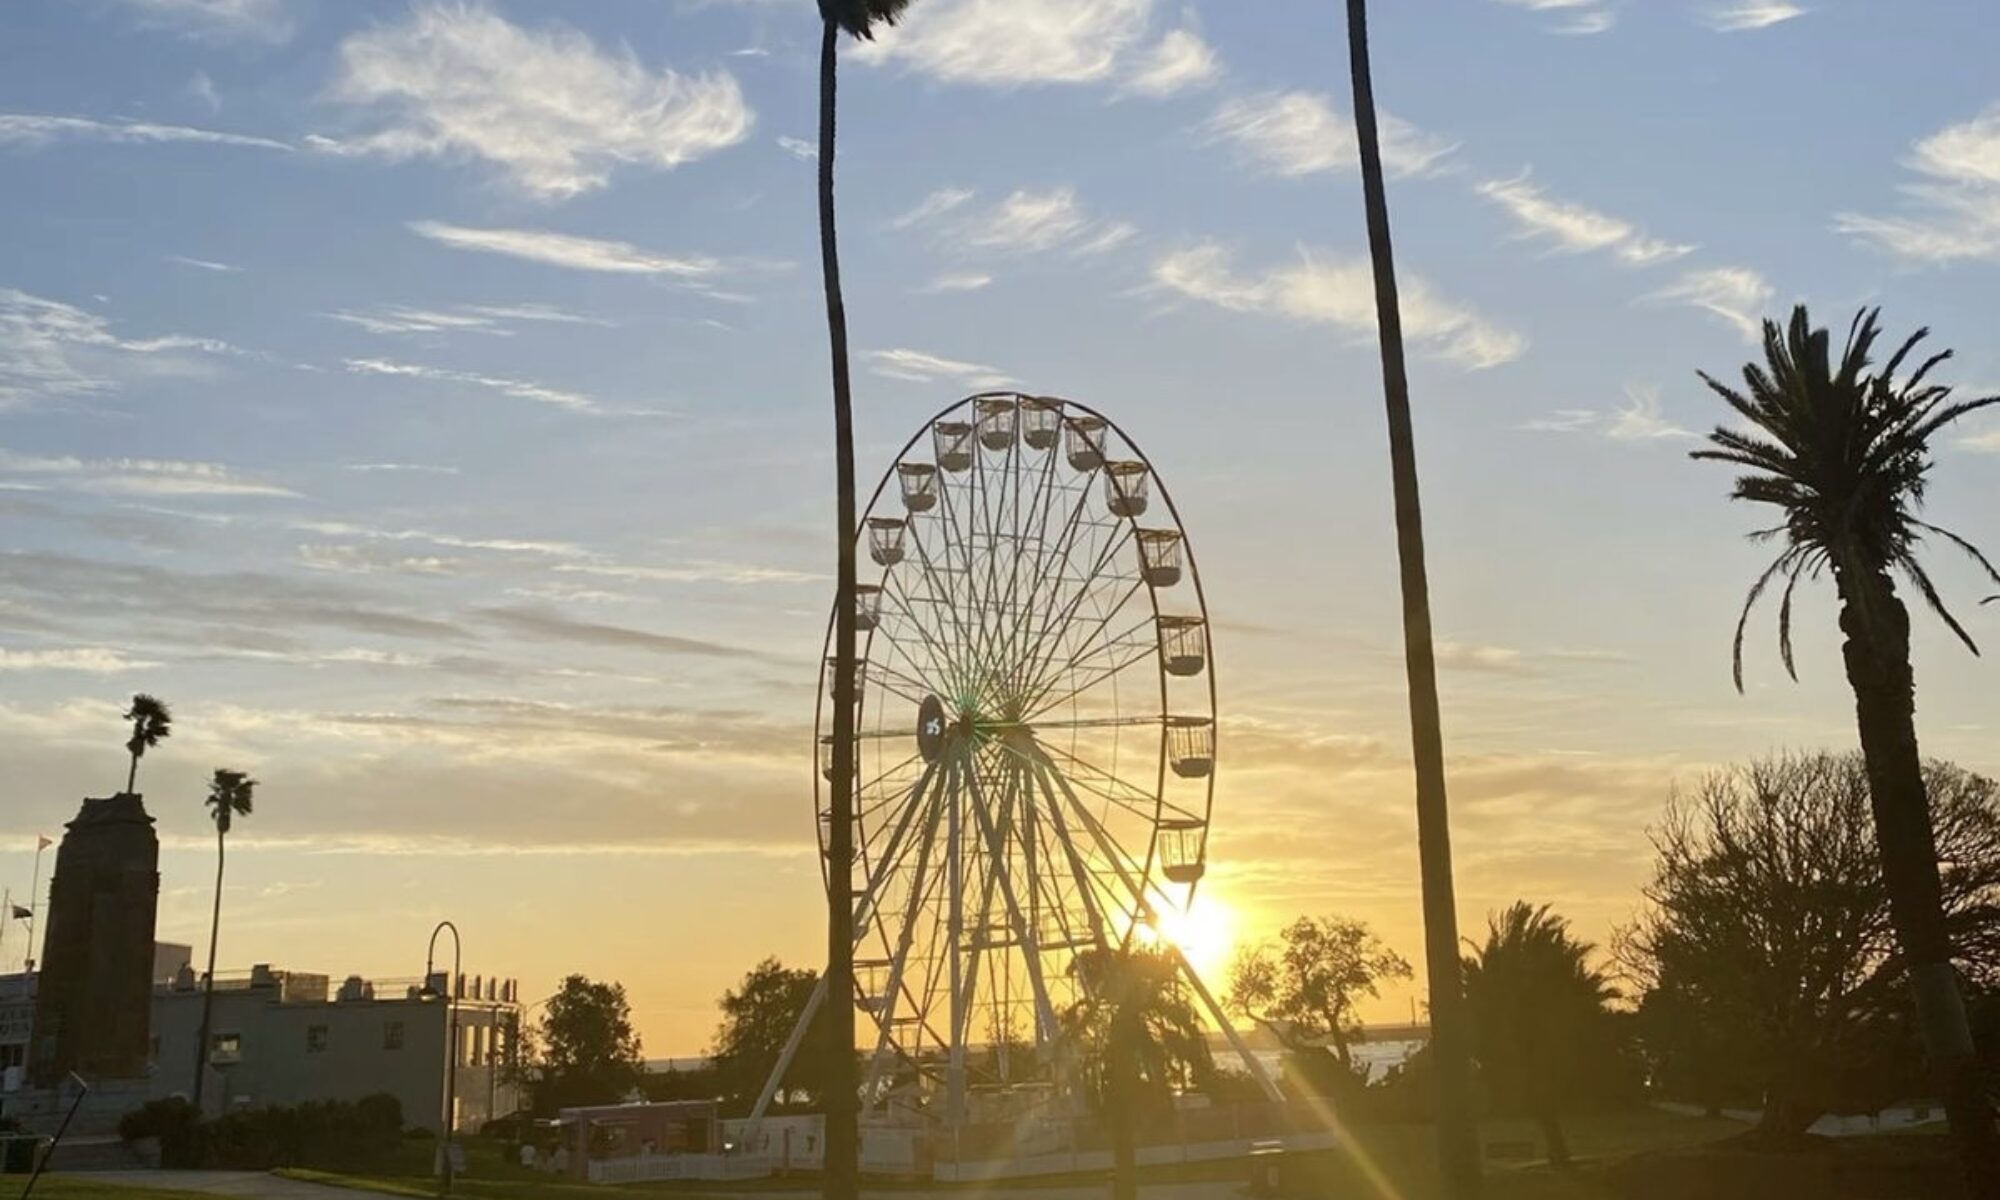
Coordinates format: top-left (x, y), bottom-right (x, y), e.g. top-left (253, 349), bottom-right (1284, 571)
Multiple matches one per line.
top-left (149, 964), bottom-right (524, 1133)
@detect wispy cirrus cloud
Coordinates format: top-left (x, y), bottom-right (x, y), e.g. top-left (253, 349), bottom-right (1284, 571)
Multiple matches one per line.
top-left (1150, 242), bottom-right (1525, 370)
top-left (317, 2), bottom-right (752, 200)
top-left (99, 0), bottom-right (295, 43)
top-left (1202, 91), bottom-right (1456, 179)
top-left (853, 0), bottom-right (1151, 88)
top-left (921, 272), bottom-right (993, 294)
top-left (0, 113), bottom-right (290, 152)
top-left (898, 186), bottom-right (1137, 259)
top-left (1836, 106), bottom-right (2000, 265)
top-left (327, 302), bottom-right (608, 337)
top-left (866, 348), bottom-right (1014, 390)
top-left (0, 646), bottom-right (161, 673)
top-left (166, 255), bottom-right (243, 273)
top-left (1651, 266), bottom-right (1774, 341)
top-left (1122, 28), bottom-right (1220, 97)
top-left (0, 288), bottom-right (244, 409)
top-left (1491, 0), bottom-right (1616, 35)
top-left (1477, 172), bottom-right (1693, 265)
top-left (1700, 3), bottom-right (1808, 32)
top-left (342, 357), bottom-right (602, 415)
top-left (0, 448), bottom-right (297, 498)
top-left (406, 221), bottom-right (723, 278)
top-left (1523, 385), bottom-right (1694, 441)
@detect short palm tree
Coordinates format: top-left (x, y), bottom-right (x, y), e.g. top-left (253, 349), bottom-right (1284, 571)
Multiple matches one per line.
top-left (122, 693), bottom-right (172, 793)
top-left (812, 5), bottom-right (910, 1200)
top-left (190, 768), bottom-right (255, 1112)
top-left (1693, 305), bottom-right (2000, 1191)
top-left (1461, 904), bottom-right (1616, 1168)
top-left (1067, 947), bottom-right (1216, 1200)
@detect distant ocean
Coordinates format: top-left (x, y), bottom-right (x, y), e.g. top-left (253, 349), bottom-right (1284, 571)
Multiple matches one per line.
top-left (1247, 1038), bottom-right (1425, 1084)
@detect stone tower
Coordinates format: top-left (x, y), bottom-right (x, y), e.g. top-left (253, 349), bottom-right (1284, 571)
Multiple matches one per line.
top-left (29, 792), bottom-right (160, 1085)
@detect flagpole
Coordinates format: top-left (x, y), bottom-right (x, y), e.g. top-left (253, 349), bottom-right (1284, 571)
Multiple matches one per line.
top-left (27, 836), bottom-right (47, 974)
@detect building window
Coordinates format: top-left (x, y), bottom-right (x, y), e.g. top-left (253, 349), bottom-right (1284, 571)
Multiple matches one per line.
top-left (211, 1032), bottom-right (241, 1060)
top-left (384, 1020), bottom-right (404, 1051)
top-left (306, 1025), bottom-right (329, 1053)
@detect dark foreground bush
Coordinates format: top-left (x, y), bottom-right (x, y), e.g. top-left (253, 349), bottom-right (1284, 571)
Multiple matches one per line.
top-left (120, 1093), bottom-right (403, 1170)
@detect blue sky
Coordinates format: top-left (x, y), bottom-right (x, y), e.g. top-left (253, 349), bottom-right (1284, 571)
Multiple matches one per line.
top-left (2, 0), bottom-right (1998, 1052)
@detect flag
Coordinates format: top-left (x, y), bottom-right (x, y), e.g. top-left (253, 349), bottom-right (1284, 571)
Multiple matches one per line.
top-left (9, 905), bottom-right (28, 921)
top-left (36, 836), bottom-right (51, 850)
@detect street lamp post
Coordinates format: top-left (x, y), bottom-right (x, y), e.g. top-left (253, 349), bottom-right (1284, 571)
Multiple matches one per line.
top-left (425, 921), bottom-right (463, 1195)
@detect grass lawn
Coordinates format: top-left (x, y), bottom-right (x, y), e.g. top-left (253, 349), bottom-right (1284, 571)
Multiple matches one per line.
top-left (26, 1179), bottom-right (229, 1200)
top-left (265, 1110), bottom-right (1965, 1200)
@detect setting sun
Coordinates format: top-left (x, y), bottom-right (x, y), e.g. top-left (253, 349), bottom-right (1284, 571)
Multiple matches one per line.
top-left (1145, 896), bottom-right (1240, 983)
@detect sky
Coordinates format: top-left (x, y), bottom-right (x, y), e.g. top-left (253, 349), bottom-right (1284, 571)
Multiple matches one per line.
top-left (2, 0), bottom-right (1998, 1057)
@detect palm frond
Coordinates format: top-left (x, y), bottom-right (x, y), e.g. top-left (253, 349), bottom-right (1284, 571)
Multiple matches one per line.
top-left (1732, 550), bottom-right (1796, 693)
top-left (1897, 551), bottom-right (1980, 656)
top-left (820, 0), bottom-right (912, 39)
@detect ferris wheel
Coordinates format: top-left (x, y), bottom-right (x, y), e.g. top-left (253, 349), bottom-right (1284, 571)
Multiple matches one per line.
top-left (752, 393), bottom-right (1276, 1129)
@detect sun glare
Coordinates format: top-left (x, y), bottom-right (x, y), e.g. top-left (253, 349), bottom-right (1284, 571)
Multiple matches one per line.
top-left (1144, 896), bottom-right (1237, 981)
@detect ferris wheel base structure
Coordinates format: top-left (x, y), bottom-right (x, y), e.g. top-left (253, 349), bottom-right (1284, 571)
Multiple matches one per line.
top-left (750, 391), bottom-right (1283, 1147)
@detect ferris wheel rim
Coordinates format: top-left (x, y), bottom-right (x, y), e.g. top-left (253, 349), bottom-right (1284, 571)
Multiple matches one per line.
top-left (810, 391), bottom-right (1219, 1101)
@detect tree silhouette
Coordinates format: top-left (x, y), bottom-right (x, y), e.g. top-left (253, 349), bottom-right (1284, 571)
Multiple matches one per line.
top-left (812, 5), bottom-right (911, 1199)
top-left (535, 975), bottom-right (645, 1113)
top-left (122, 693), bottom-right (172, 793)
top-left (1228, 914), bottom-right (1410, 1070)
top-left (1622, 753), bottom-right (2000, 1139)
top-left (1342, 2), bottom-right (1479, 1189)
top-left (1462, 903), bottom-right (1617, 1168)
top-left (1693, 306), bottom-right (2000, 1190)
top-left (1065, 946), bottom-right (1216, 1200)
top-left (191, 767), bottom-right (255, 1112)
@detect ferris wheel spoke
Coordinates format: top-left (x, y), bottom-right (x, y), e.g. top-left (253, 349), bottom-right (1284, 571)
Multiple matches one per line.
top-left (993, 426), bottom-right (1066, 688)
top-left (962, 749), bottom-right (1062, 1043)
top-left (876, 568), bottom-right (962, 697)
top-left (1029, 744), bottom-right (1170, 939)
top-left (900, 510), bottom-right (977, 683)
top-left (1019, 753), bottom-right (1111, 954)
top-left (933, 460), bottom-right (991, 689)
top-left (852, 758), bottom-right (940, 928)
top-left (1023, 619), bottom-right (1160, 720)
top-left (862, 769), bottom-right (950, 1085)
top-left (1017, 526), bottom-right (1140, 702)
top-left (1003, 453), bottom-right (1104, 696)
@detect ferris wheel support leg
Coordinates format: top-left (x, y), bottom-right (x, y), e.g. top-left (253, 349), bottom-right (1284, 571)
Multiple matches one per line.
top-left (964, 764), bottom-right (1061, 1043)
top-left (1165, 943), bottom-right (1284, 1105)
top-left (742, 975), bottom-right (829, 1149)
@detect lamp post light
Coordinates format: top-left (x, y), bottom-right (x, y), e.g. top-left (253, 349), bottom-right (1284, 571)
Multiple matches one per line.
top-left (424, 921), bottom-right (463, 1195)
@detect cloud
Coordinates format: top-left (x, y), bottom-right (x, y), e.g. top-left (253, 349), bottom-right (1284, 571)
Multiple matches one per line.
top-left (853, 0), bottom-right (1154, 88)
top-left (0, 288), bottom-right (245, 409)
top-left (1150, 242), bottom-right (1526, 370)
top-left (0, 647), bottom-right (161, 673)
top-left (1122, 28), bottom-right (1219, 97)
top-left (320, 2), bottom-right (752, 200)
top-left (888, 187), bottom-right (975, 231)
top-left (326, 302), bottom-right (607, 337)
top-left (406, 221), bottom-right (722, 278)
top-left (1651, 266), bottom-right (1773, 341)
top-left (1959, 428), bottom-right (2000, 454)
top-left (0, 114), bottom-right (290, 152)
top-left (343, 463), bottom-right (460, 475)
top-left (1523, 385), bottom-right (1693, 441)
top-left (0, 448), bottom-right (298, 497)
top-left (100, 0), bottom-right (294, 42)
top-left (866, 348), bottom-right (1014, 389)
top-left (554, 560), bottom-right (822, 586)
top-left (899, 186), bottom-right (1139, 260)
top-left (1836, 107), bottom-right (2000, 265)
top-left (1700, 3), bottom-right (1807, 32)
top-left (290, 519), bottom-right (584, 559)
top-left (1202, 91), bottom-right (1455, 179)
top-left (776, 136), bottom-right (815, 161)
top-left (342, 358), bottom-right (599, 414)
top-left (921, 272), bottom-right (993, 293)
top-left (1476, 172), bottom-right (1692, 265)
top-left (479, 605), bottom-right (774, 661)
top-left (1492, 0), bottom-right (1616, 35)
top-left (167, 255), bottom-right (242, 273)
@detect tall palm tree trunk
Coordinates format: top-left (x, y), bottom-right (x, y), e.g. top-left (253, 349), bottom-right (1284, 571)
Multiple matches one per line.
top-left (1838, 570), bottom-right (1999, 1195)
top-left (1342, 2), bottom-right (1480, 1193)
top-left (816, 17), bottom-right (860, 1200)
top-left (1108, 1012), bottom-right (1138, 1200)
top-left (191, 829), bottom-right (224, 1112)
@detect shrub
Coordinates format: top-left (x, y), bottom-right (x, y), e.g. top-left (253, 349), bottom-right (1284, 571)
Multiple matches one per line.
top-left (119, 1093), bottom-right (404, 1171)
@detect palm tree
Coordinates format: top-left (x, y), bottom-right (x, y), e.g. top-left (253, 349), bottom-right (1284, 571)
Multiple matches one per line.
top-left (1461, 904), bottom-right (1616, 1168)
top-left (813, 5), bottom-right (910, 1199)
top-left (190, 768), bottom-right (256, 1113)
top-left (122, 693), bottom-right (172, 793)
top-left (1341, 2), bottom-right (1479, 1190)
top-left (1066, 947), bottom-right (1217, 1200)
top-left (1693, 305), bottom-right (2000, 1192)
